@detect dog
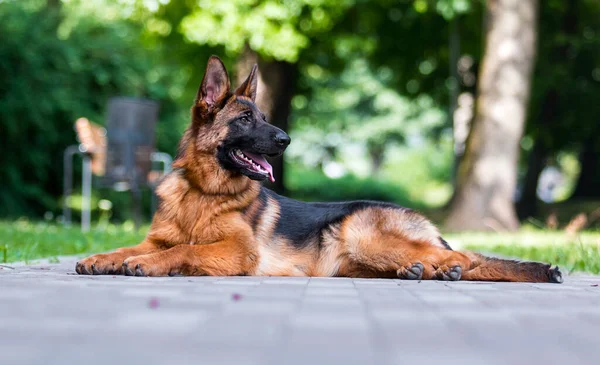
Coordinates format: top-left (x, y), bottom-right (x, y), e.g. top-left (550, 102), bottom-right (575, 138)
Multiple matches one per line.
top-left (75, 56), bottom-right (563, 283)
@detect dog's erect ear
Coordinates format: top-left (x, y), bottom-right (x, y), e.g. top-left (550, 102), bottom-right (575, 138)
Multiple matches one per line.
top-left (196, 56), bottom-right (231, 110)
top-left (234, 64), bottom-right (258, 101)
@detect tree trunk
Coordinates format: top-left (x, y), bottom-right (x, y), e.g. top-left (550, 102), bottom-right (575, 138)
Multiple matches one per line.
top-left (47, 0), bottom-right (61, 7)
top-left (518, 0), bottom-right (579, 215)
top-left (445, 0), bottom-right (538, 231)
top-left (236, 48), bottom-right (296, 194)
top-left (571, 139), bottom-right (600, 199)
top-left (449, 16), bottom-right (461, 186)
top-left (516, 90), bottom-right (558, 220)
top-left (45, 0), bottom-right (62, 27)
top-left (367, 144), bottom-right (385, 178)
top-left (516, 136), bottom-right (547, 220)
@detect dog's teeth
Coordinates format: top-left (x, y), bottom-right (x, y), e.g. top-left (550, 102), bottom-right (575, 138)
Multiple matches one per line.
top-left (235, 151), bottom-right (267, 174)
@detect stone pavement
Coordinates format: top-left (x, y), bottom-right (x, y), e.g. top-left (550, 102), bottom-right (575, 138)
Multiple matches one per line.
top-left (1, 258), bottom-right (600, 365)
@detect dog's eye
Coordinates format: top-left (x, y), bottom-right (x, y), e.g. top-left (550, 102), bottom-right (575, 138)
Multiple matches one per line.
top-left (240, 116), bottom-right (250, 123)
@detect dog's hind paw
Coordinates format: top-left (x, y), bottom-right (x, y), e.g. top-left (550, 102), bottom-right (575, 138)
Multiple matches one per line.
top-left (548, 266), bottom-right (563, 284)
top-left (435, 265), bottom-right (462, 281)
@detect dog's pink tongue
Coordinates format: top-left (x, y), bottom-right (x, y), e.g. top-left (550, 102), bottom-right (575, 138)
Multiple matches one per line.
top-left (243, 151), bottom-right (275, 182)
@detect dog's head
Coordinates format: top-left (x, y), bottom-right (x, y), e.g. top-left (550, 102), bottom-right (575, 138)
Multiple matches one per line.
top-left (188, 56), bottom-right (290, 183)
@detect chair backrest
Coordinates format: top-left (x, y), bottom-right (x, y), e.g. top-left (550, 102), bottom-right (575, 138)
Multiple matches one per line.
top-left (75, 118), bottom-right (107, 176)
top-left (102, 97), bottom-right (160, 188)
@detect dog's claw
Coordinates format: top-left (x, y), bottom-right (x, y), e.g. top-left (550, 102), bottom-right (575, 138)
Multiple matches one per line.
top-left (76, 262), bottom-right (92, 275)
top-left (123, 262), bottom-right (135, 276)
top-left (549, 266), bottom-right (563, 284)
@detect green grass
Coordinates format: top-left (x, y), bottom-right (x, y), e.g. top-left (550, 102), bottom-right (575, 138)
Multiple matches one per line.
top-left (2, 220), bottom-right (599, 275)
top-left (447, 230), bottom-right (600, 274)
top-left (0, 219), bottom-right (146, 264)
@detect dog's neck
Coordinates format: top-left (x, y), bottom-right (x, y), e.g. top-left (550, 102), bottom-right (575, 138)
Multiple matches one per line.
top-left (172, 130), bottom-right (258, 196)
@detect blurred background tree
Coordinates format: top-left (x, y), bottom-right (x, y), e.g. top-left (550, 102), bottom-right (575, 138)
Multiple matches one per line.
top-left (0, 0), bottom-right (184, 217)
top-left (446, 0), bottom-right (539, 231)
top-left (0, 0), bottom-right (598, 231)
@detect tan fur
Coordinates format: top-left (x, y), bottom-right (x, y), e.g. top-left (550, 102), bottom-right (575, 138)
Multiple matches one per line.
top-left (334, 208), bottom-right (472, 279)
top-left (311, 224), bottom-right (345, 277)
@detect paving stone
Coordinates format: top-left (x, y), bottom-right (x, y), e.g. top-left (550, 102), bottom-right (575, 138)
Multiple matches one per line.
top-left (305, 287), bottom-right (359, 297)
top-left (0, 257), bottom-right (599, 365)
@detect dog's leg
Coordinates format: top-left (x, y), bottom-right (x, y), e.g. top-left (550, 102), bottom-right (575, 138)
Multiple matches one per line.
top-left (121, 238), bottom-right (256, 277)
top-left (339, 207), bottom-right (473, 280)
top-left (346, 240), bottom-right (472, 281)
top-left (348, 241), bottom-right (562, 283)
top-left (396, 248), bottom-right (473, 281)
top-left (76, 240), bottom-right (159, 275)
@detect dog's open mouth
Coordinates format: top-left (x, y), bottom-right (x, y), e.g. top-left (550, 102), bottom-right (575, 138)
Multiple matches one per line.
top-left (230, 149), bottom-right (274, 182)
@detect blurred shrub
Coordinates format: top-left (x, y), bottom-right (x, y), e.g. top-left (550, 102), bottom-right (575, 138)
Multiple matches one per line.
top-left (0, 1), bottom-right (183, 217)
top-left (286, 166), bottom-right (425, 210)
top-left (60, 187), bottom-right (155, 224)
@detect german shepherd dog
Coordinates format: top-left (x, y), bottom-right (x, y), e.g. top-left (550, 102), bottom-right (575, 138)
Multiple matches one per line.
top-left (76, 56), bottom-right (563, 283)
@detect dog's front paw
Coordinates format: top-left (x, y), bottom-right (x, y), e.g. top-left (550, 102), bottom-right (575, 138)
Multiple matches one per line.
top-left (76, 253), bottom-right (125, 275)
top-left (122, 256), bottom-right (167, 277)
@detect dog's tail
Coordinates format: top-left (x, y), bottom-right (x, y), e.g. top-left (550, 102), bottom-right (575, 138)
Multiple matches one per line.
top-left (459, 251), bottom-right (563, 283)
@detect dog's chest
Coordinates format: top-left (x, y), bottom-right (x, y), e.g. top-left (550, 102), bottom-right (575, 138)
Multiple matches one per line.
top-left (165, 193), bottom-right (233, 245)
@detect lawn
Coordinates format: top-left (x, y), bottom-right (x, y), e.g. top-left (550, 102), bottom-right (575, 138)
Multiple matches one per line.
top-left (0, 220), bottom-right (146, 264)
top-left (446, 230), bottom-right (600, 275)
top-left (1, 220), bottom-right (599, 275)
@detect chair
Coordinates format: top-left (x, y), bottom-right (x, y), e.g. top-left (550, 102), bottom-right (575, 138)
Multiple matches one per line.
top-left (63, 97), bottom-right (172, 232)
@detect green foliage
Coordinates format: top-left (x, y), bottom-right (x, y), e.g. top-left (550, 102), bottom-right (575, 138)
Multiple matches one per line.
top-left (286, 139), bottom-right (454, 209)
top-left (304, 0), bottom-right (484, 108)
top-left (286, 165), bottom-right (426, 209)
top-left (0, 1), bottom-right (183, 217)
top-left (62, 187), bottom-right (157, 223)
top-left (180, 0), bottom-right (356, 62)
top-left (526, 0), bottom-right (600, 149)
top-left (292, 59), bottom-right (446, 144)
top-left (380, 142), bottom-right (454, 207)
top-left (431, 0), bottom-right (472, 19)
top-left (288, 59), bottom-right (453, 207)
top-left (1, 0), bottom-right (599, 224)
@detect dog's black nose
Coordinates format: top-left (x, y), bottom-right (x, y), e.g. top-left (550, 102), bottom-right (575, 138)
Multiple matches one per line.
top-left (273, 132), bottom-right (291, 146)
